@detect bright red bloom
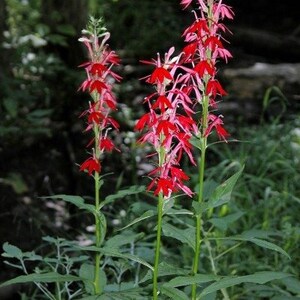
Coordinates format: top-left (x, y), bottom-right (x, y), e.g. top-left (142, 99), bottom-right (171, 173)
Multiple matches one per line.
top-left (170, 167), bottom-right (189, 181)
top-left (90, 63), bottom-right (107, 76)
top-left (88, 111), bottom-right (104, 124)
top-left (156, 120), bottom-right (176, 137)
top-left (80, 157), bottom-right (101, 175)
top-left (194, 60), bottom-right (215, 77)
top-left (90, 80), bottom-right (107, 93)
top-left (153, 178), bottom-right (177, 197)
top-left (206, 79), bottom-right (227, 97)
top-left (152, 95), bottom-right (173, 113)
top-left (148, 67), bottom-right (173, 84)
top-left (100, 137), bottom-right (115, 152)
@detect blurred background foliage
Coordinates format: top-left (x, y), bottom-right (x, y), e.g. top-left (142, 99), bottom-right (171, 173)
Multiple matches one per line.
top-left (0, 0), bottom-right (299, 299)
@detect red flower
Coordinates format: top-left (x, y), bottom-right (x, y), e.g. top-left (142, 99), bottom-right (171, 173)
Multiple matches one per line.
top-left (194, 60), bottom-right (215, 77)
top-left (88, 111), bottom-right (104, 124)
top-left (90, 63), bottom-right (107, 76)
top-left (135, 113), bottom-right (155, 131)
top-left (152, 95), bottom-right (173, 113)
top-left (170, 167), bottom-right (189, 181)
top-left (156, 120), bottom-right (176, 137)
top-left (149, 67), bottom-right (173, 84)
top-left (206, 79), bottom-right (227, 97)
top-left (80, 157), bottom-right (101, 175)
top-left (100, 137), bottom-right (115, 152)
top-left (90, 80), bottom-right (107, 93)
top-left (153, 178), bottom-right (176, 196)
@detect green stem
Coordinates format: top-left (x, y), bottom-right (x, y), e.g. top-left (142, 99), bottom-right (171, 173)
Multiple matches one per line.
top-left (94, 171), bottom-right (102, 294)
top-left (153, 192), bottom-right (164, 300)
top-left (191, 91), bottom-right (209, 299)
top-left (191, 136), bottom-right (207, 300)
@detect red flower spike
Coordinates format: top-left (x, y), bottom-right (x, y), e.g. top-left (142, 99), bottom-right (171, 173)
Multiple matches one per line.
top-left (80, 157), bottom-right (101, 176)
top-left (149, 67), bottom-right (173, 84)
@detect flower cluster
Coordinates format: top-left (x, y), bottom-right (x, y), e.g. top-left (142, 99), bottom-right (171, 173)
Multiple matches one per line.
top-left (135, 48), bottom-right (196, 197)
top-left (181, 0), bottom-right (234, 140)
top-left (135, 0), bottom-right (233, 198)
top-left (78, 20), bottom-right (121, 176)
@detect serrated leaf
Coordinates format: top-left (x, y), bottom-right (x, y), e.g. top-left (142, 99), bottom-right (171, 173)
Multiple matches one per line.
top-left (199, 272), bottom-right (291, 297)
top-left (118, 210), bottom-right (155, 231)
top-left (205, 166), bottom-right (244, 210)
top-left (161, 286), bottom-right (190, 300)
top-left (100, 186), bottom-right (145, 209)
top-left (163, 274), bottom-right (218, 288)
top-left (2, 242), bottom-right (23, 259)
top-left (42, 195), bottom-right (95, 213)
top-left (0, 272), bottom-right (82, 287)
top-left (162, 222), bottom-right (195, 251)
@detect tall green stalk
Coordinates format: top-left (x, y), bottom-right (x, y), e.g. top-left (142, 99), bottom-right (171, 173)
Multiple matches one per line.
top-left (153, 192), bottom-right (164, 300)
top-left (93, 111), bottom-right (102, 294)
top-left (191, 95), bottom-right (209, 300)
top-left (153, 144), bottom-right (166, 299)
top-left (93, 171), bottom-right (102, 294)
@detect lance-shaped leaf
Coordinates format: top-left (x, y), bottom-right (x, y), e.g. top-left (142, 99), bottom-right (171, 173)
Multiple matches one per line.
top-left (205, 166), bottom-right (244, 210)
top-left (42, 195), bottom-right (95, 213)
top-left (0, 272), bottom-right (82, 288)
top-left (198, 272), bottom-right (292, 298)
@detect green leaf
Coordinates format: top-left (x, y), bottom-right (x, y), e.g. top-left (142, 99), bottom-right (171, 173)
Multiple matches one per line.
top-left (163, 274), bottom-right (218, 288)
top-left (75, 246), bottom-right (153, 271)
top-left (42, 195), bottom-right (95, 213)
top-left (208, 211), bottom-right (244, 231)
top-left (118, 210), bottom-right (155, 231)
top-left (139, 262), bottom-right (189, 284)
top-left (212, 235), bottom-right (290, 259)
top-left (205, 166), bottom-right (244, 210)
top-left (281, 276), bottom-right (300, 294)
top-left (105, 232), bottom-right (144, 248)
top-left (100, 186), bottom-right (145, 209)
top-left (199, 272), bottom-right (291, 297)
top-left (0, 272), bottom-right (82, 288)
top-left (98, 211), bottom-right (107, 245)
top-left (79, 263), bottom-right (106, 295)
top-left (248, 238), bottom-right (290, 259)
top-left (161, 286), bottom-right (190, 300)
top-left (2, 243), bottom-right (23, 259)
top-left (162, 222), bottom-right (195, 251)
top-left (162, 197), bottom-right (175, 214)
top-left (3, 98), bottom-right (18, 118)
